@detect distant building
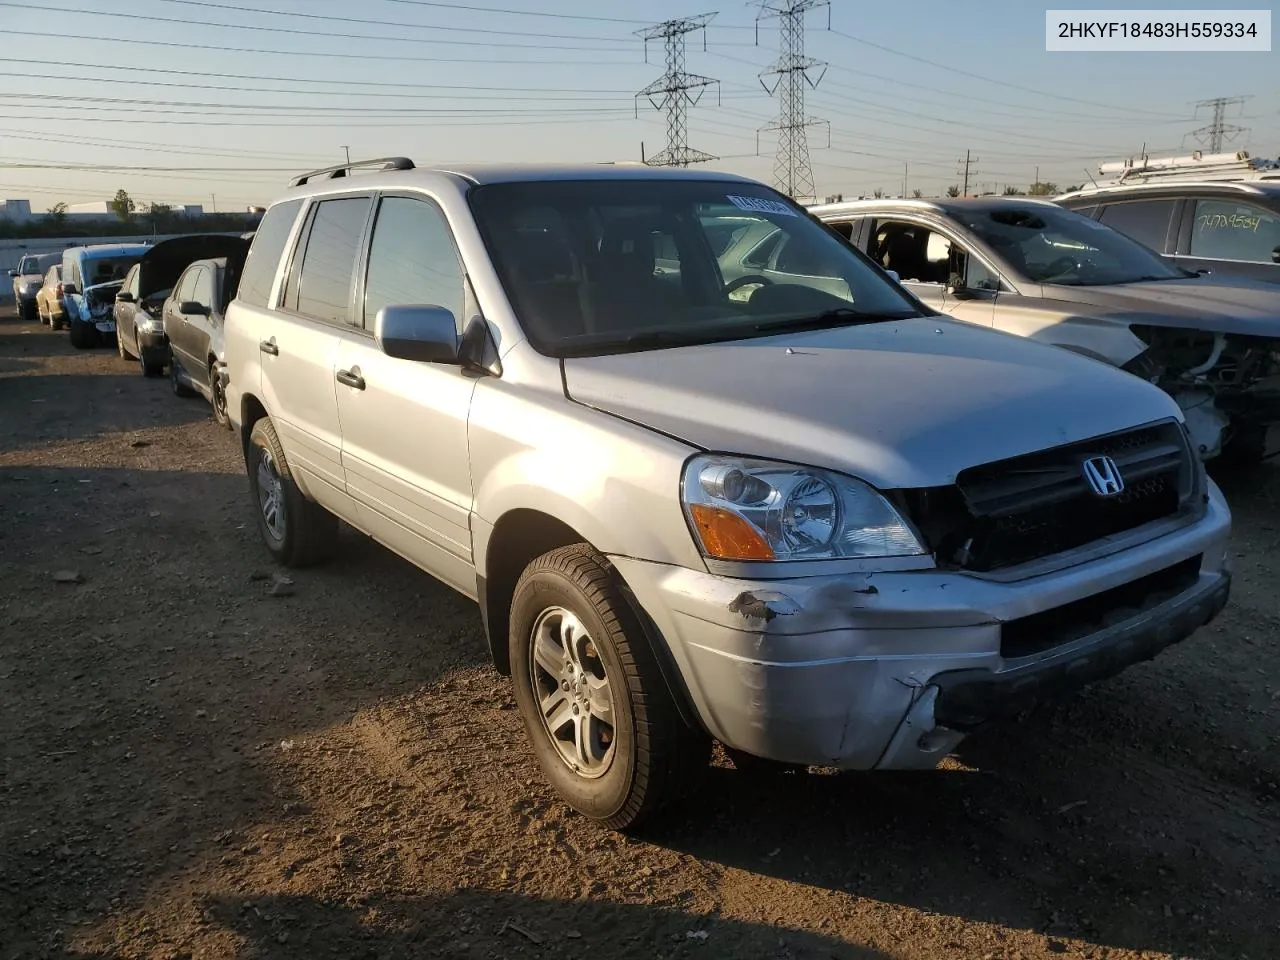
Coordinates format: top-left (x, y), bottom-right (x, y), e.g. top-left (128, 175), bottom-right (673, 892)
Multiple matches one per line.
top-left (0, 199), bottom-right (33, 221)
top-left (65, 201), bottom-right (113, 217)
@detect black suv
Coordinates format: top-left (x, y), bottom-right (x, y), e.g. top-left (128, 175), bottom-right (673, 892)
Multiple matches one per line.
top-left (1056, 181), bottom-right (1280, 286)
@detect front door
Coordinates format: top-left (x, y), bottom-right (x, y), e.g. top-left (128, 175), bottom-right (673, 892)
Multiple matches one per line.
top-left (866, 218), bottom-right (998, 326)
top-left (115, 264), bottom-right (141, 352)
top-left (335, 193), bottom-right (477, 595)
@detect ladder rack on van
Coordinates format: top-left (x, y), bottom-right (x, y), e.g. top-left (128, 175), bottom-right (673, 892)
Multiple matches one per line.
top-left (1095, 150), bottom-right (1280, 186)
top-left (289, 157), bottom-right (416, 188)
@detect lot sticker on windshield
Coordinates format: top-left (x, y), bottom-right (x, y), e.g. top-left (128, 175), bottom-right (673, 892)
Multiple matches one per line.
top-left (726, 194), bottom-right (797, 217)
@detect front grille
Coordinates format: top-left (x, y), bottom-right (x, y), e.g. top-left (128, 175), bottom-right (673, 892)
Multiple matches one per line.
top-left (1000, 554), bottom-right (1202, 659)
top-left (902, 421), bottom-right (1195, 573)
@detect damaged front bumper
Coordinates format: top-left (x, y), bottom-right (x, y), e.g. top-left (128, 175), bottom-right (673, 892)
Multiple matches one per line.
top-left (610, 481), bottom-right (1231, 771)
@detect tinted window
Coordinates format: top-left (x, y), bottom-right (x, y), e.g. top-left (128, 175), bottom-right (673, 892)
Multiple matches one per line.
top-left (238, 197), bottom-right (303, 307)
top-left (363, 196), bottom-right (464, 329)
top-left (83, 256), bottom-right (141, 286)
top-left (295, 196), bottom-right (371, 325)
top-left (1189, 199), bottom-right (1280, 263)
top-left (1097, 199), bottom-right (1176, 250)
top-left (192, 266), bottom-right (213, 307)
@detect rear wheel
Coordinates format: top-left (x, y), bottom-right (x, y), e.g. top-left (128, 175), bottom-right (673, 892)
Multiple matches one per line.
top-left (244, 416), bottom-right (338, 567)
top-left (509, 544), bottom-right (709, 831)
top-left (50, 310), bottom-right (64, 331)
top-left (68, 322), bottom-right (96, 349)
top-left (209, 361), bottom-right (231, 429)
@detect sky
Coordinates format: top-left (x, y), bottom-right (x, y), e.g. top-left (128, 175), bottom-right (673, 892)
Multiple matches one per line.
top-left (0, 0), bottom-right (1276, 210)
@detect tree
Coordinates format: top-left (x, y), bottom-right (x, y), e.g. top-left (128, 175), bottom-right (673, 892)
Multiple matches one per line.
top-left (1064, 184), bottom-right (1083, 193)
top-left (46, 202), bottom-right (68, 226)
top-left (1003, 185), bottom-right (1025, 195)
top-left (109, 189), bottom-right (136, 223)
top-left (945, 185), bottom-right (961, 198)
top-left (145, 201), bottom-right (172, 231)
top-left (911, 189), bottom-right (923, 198)
top-left (1027, 181), bottom-right (1059, 196)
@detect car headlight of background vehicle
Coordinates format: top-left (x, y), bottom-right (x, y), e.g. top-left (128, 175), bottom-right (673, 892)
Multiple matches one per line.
top-left (680, 454), bottom-right (927, 562)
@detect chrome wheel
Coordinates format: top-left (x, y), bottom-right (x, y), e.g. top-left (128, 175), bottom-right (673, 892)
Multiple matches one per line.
top-left (256, 447), bottom-right (286, 541)
top-left (529, 606), bottom-right (616, 778)
top-left (211, 369), bottom-right (228, 424)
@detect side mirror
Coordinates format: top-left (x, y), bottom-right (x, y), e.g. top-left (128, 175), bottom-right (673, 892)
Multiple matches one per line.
top-left (884, 269), bottom-right (901, 283)
top-left (62, 283), bottom-right (78, 296)
top-left (946, 273), bottom-right (977, 299)
top-left (115, 291), bottom-right (135, 303)
top-left (375, 304), bottom-right (460, 364)
top-left (7, 269), bottom-right (16, 277)
top-left (180, 300), bottom-right (209, 316)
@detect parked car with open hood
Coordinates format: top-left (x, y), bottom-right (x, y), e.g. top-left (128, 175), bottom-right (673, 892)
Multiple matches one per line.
top-left (9, 252), bottom-right (60, 321)
top-left (223, 158), bottom-right (1231, 830)
top-left (36, 264), bottom-right (66, 328)
top-left (115, 233), bottom-right (249, 380)
top-left (163, 245), bottom-right (249, 426)
top-left (811, 197), bottom-right (1280, 462)
top-left (61, 243), bottom-right (151, 349)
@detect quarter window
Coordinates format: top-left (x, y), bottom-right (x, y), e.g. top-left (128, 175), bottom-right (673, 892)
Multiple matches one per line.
top-left (362, 196), bottom-right (464, 329)
top-left (1097, 199), bottom-right (1176, 251)
top-left (237, 198), bottom-right (304, 308)
top-left (1189, 199), bottom-right (1280, 263)
top-left (293, 196), bottom-right (372, 325)
top-left (192, 266), bottom-right (213, 308)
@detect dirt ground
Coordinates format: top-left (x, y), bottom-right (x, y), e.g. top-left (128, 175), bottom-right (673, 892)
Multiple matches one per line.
top-left (1, 308), bottom-right (1277, 960)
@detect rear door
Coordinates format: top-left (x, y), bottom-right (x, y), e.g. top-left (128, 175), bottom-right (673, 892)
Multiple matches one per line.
top-left (1171, 195), bottom-right (1280, 284)
top-left (166, 267), bottom-right (201, 371)
top-left (183, 266), bottom-right (216, 389)
top-left (259, 192), bottom-right (374, 508)
top-left (1093, 197), bottom-right (1179, 254)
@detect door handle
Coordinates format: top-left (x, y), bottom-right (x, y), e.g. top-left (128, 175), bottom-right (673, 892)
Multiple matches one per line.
top-left (259, 338), bottom-right (278, 356)
top-left (336, 367), bottom-right (365, 390)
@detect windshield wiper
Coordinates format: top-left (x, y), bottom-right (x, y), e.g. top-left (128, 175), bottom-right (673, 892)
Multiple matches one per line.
top-left (752, 307), bottom-right (917, 334)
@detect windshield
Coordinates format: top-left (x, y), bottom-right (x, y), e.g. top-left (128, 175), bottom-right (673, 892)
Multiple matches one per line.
top-left (18, 253), bottom-right (58, 275)
top-left (468, 179), bottom-right (926, 356)
top-left (83, 255), bottom-right (143, 287)
top-left (951, 204), bottom-right (1187, 286)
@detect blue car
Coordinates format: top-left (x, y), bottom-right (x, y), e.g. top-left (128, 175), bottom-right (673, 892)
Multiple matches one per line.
top-left (61, 243), bottom-right (151, 349)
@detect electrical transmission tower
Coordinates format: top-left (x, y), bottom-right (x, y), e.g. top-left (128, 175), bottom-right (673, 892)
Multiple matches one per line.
top-left (635, 14), bottom-right (720, 167)
top-left (754, 0), bottom-right (830, 201)
top-left (1190, 96), bottom-right (1251, 152)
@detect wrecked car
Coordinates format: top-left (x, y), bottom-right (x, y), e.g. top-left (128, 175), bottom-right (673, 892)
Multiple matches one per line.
top-left (811, 197), bottom-right (1280, 462)
top-left (61, 243), bottom-right (151, 349)
top-left (115, 233), bottom-right (249, 380)
top-left (225, 161), bottom-right (1230, 830)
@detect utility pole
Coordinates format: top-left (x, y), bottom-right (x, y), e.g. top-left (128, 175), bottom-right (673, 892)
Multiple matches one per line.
top-left (341, 145), bottom-right (351, 165)
top-left (755, 0), bottom-right (830, 201)
top-left (634, 14), bottom-right (720, 167)
top-left (902, 161), bottom-right (908, 197)
top-left (958, 150), bottom-right (977, 196)
top-left (1190, 96), bottom-right (1250, 153)
top-left (1034, 165), bottom-right (1039, 190)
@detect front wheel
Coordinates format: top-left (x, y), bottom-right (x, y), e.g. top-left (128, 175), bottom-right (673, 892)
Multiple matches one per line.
top-left (117, 325), bottom-right (135, 360)
top-left (68, 322), bottom-right (96, 349)
top-left (244, 416), bottom-right (338, 567)
top-left (510, 544), bottom-right (709, 831)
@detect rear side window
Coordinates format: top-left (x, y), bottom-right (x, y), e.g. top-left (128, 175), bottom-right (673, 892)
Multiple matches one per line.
top-left (362, 196), bottom-right (465, 329)
top-left (1097, 199), bottom-right (1176, 251)
top-left (293, 196), bottom-right (372, 326)
top-left (237, 198), bottom-right (304, 308)
top-left (1189, 199), bottom-right (1280, 263)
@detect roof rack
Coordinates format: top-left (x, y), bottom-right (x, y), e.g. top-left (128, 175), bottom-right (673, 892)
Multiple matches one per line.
top-left (289, 156), bottom-right (415, 188)
top-left (1092, 150), bottom-right (1280, 187)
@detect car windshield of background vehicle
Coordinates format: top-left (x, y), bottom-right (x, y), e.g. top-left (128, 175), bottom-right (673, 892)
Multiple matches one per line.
top-left (82, 257), bottom-right (143, 287)
top-left (468, 179), bottom-right (925, 357)
top-left (19, 254), bottom-right (58, 275)
top-left (955, 205), bottom-right (1188, 286)
top-left (1189, 199), bottom-right (1280, 264)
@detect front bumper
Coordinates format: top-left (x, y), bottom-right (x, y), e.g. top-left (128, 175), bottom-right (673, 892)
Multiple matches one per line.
top-left (137, 328), bottom-right (169, 364)
top-left (611, 482), bottom-right (1232, 771)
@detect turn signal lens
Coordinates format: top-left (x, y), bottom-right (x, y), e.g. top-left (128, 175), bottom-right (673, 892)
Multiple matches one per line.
top-left (688, 504), bottom-right (776, 561)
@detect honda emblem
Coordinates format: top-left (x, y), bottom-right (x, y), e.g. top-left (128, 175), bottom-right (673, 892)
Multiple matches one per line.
top-left (1082, 455), bottom-right (1124, 497)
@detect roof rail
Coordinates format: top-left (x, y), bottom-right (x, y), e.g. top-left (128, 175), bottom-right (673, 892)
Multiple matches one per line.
top-left (289, 156), bottom-right (415, 188)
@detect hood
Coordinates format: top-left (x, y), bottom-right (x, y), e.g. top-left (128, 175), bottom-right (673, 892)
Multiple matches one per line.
top-left (136, 234), bottom-right (250, 298)
top-left (1041, 275), bottom-right (1280, 337)
top-left (562, 319), bottom-right (1182, 490)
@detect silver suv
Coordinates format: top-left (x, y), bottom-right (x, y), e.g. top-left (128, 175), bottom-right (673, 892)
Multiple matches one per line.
top-left (224, 158), bottom-right (1232, 830)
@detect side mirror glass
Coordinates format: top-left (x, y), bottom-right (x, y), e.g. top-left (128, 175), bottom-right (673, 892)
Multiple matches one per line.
top-left (179, 300), bottom-right (209, 316)
top-left (115, 291), bottom-right (135, 303)
top-left (884, 269), bottom-right (901, 283)
top-left (375, 304), bottom-right (461, 364)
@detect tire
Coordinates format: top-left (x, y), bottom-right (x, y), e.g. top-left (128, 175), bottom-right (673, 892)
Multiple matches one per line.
top-left (140, 352), bottom-right (164, 378)
top-left (244, 416), bottom-right (339, 568)
top-left (209, 361), bottom-right (231, 430)
top-left (1219, 421), bottom-right (1269, 466)
top-left (50, 311), bottom-right (64, 331)
top-left (170, 356), bottom-right (197, 397)
top-left (68, 322), bottom-right (96, 349)
top-left (509, 544), bottom-right (709, 831)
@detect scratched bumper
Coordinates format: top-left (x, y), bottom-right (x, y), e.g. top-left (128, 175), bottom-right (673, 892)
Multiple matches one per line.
top-left (610, 481), bottom-right (1231, 770)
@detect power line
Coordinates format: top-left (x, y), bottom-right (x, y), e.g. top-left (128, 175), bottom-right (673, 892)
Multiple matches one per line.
top-left (635, 14), bottom-right (720, 167)
top-left (1190, 96), bottom-right (1251, 153)
top-left (756, 0), bottom-right (829, 201)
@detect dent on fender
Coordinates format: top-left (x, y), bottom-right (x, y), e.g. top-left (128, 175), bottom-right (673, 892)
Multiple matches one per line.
top-left (727, 578), bottom-right (881, 624)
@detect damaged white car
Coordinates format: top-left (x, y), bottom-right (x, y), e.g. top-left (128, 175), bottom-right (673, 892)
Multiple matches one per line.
top-left (811, 198), bottom-right (1280, 461)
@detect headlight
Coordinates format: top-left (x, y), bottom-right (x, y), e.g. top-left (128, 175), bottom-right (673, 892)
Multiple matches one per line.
top-left (137, 313), bottom-right (161, 332)
top-left (681, 455), bottom-right (927, 562)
